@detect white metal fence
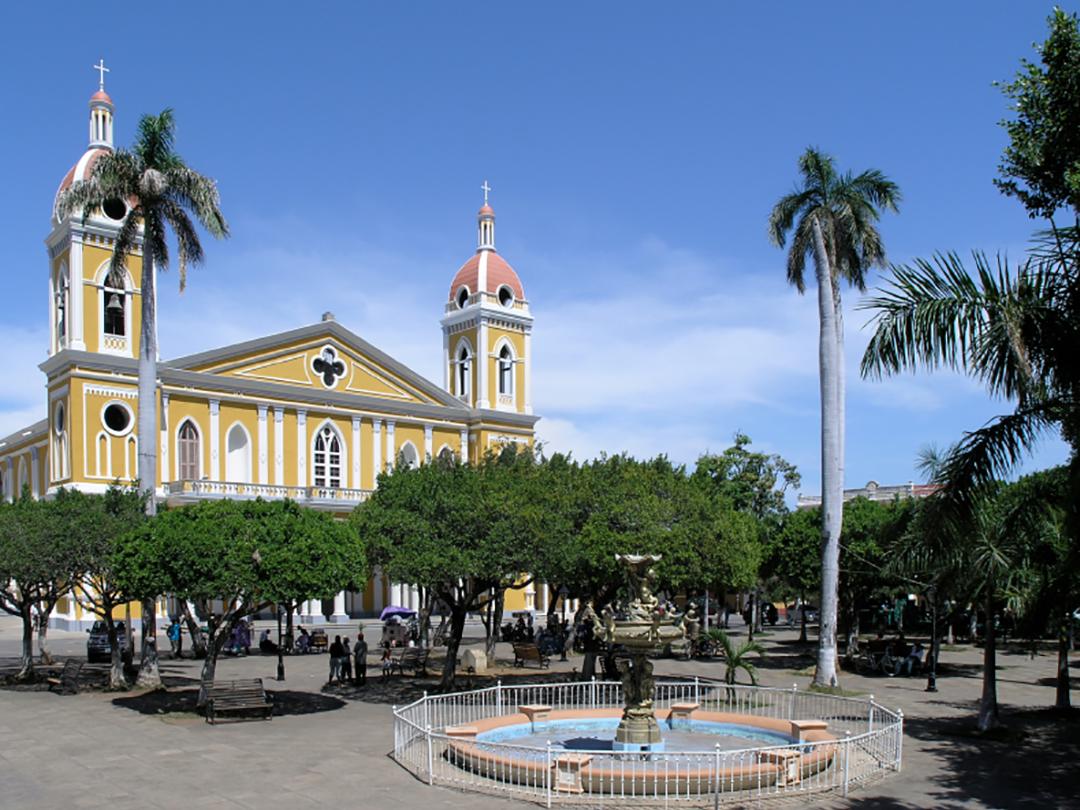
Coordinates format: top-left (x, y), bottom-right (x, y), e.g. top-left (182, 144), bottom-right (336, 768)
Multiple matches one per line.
top-left (392, 678), bottom-right (903, 806)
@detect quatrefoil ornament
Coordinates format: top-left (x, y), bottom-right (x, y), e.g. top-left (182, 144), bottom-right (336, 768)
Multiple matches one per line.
top-left (312, 346), bottom-right (346, 388)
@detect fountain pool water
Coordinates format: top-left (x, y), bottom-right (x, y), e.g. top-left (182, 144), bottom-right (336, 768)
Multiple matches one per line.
top-left (476, 716), bottom-right (797, 755)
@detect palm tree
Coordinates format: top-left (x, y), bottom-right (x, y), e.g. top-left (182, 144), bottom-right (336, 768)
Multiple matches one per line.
top-left (768, 148), bottom-right (900, 687)
top-left (706, 629), bottom-right (764, 703)
top-left (57, 110), bottom-right (228, 688)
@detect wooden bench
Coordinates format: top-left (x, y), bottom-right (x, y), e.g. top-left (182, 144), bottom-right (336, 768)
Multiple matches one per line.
top-left (46, 660), bottom-right (82, 695)
top-left (513, 642), bottom-right (550, 669)
top-left (389, 647), bottom-right (430, 677)
top-left (205, 678), bottom-right (274, 724)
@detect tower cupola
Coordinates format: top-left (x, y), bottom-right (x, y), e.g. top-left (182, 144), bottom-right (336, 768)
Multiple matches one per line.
top-left (88, 59), bottom-right (114, 149)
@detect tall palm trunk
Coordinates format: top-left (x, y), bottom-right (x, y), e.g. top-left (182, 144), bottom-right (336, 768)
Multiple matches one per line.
top-left (812, 217), bottom-right (843, 688)
top-left (136, 254), bottom-right (161, 687)
top-left (978, 581), bottom-right (999, 731)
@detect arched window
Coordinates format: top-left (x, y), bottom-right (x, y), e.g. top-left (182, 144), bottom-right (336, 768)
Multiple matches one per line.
top-left (55, 267), bottom-right (68, 349)
top-left (53, 402), bottom-right (68, 481)
top-left (225, 423), bottom-right (251, 483)
top-left (103, 267), bottom-right (126, 337)
top-left (497, 344), bottom-right (514, 397)
top-left (314, 425), bottom-right (342, 488)
top-left (397, 442), bottom-right (420, 470)
top-left (178, 420), bottom-right (200, 480)
top-left (455, 342), bottom-right (472, 400)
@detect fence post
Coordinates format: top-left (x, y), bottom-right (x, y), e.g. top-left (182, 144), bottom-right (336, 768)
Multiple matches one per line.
top-left (392, 705), bottom-right (398, 757)
top-left (842, 730), bottom-right (851, 796)
top-left (426, 724), bottom-right (434, 785)
top-left (496, 679), bottom-right (503, 715)
top-left (546, 739), bottom-right (553, 808)
top-left (423, 690), bottom-right (429, 731)
top-left (591, 676), bottom-right (597, 709)
top-left (694, 675), bottom-right (700, 705)
top-left (896, 709), bottom-right (904, 771)
top-left (867, 694), bottom-right (874, 732)
top-left (713, 743), bottom-right (721, 810)
top-left (790, 682), bottom-right (797, 720)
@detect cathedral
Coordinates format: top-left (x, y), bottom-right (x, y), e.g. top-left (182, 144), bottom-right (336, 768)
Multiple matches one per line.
top-left (0, 73), bottom-right (545, 625)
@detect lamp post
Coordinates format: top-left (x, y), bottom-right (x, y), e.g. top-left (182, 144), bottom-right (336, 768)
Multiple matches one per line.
top-left (276, 605), bottom-right (285, 682)
top-left (926, 585), bottom-right (938, 693)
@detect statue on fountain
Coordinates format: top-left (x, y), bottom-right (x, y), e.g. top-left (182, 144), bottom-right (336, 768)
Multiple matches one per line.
top-left (602, 553), bottom-right (685, 752)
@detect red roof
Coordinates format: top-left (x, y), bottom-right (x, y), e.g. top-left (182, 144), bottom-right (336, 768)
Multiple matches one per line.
top-left (54, 148), bottom-right (108, 213)
top-left (449, 251), bottom-right (525, 302)
top-left (478, 203), bottom-right (494, 217)
top-left (90, 89), bottom-right (113, 105)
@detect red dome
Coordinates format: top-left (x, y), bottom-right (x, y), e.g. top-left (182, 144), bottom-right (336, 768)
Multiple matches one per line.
top-left (90, 89), bottom-right (113, 106)
top-left (449, 251), bottom-right (525, 303)
top-left (53, 148), bottom-right (109, 217)
top-left (478, 203), bottom-right (494, 217)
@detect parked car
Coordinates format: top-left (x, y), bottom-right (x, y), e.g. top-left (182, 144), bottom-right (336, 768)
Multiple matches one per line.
top-left (786, 604), bottom-right (819, 626)
top-left (86, 620), bottom-right (131, 663)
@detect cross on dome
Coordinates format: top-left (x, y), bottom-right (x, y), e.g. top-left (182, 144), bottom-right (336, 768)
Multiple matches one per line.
top-left (481, 180), bottom-right (491, 206)
top-left (93, 59), bottom-right (110, 91)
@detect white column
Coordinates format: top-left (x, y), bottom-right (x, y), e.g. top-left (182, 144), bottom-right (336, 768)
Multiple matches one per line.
top-left (160, 393), bottom-right (170, 483)
top-left (208, 399), bottom-right (220, 481)
top-left (256, 405), bottom-right (268, 484)
top-left (351, 416), bottom-right (361, 489)
top-left (523, 330), bottom-right (533, 415)
top-left (385, 421), bottom-right (396, 471)
top-left (332, 590), bottom-right (347, 622)
top-left (459, 428), bottom-right (468, 460)
top-left (273, 407), bottom-right (284, 485)
top-left (30, 447), bottom-right (39, 498)
top-left (372, 420), bottom-right (382, 483)
top-left (424, 424), bottom-right (433, 461)
top-left (3, 458), bottom-right (11, 501)
top-left (69, 240), bottom-right (86, 350)
top-left (390, 583), bottom-right (403, 608)
top-left (442, 330), bottom-right (450, 391)
top-left (539, 583), bottom-right (549, 613)
top-left (296, 409), bottom-right (307, 487)
top-left (477, 321), bottom-right (490, 408)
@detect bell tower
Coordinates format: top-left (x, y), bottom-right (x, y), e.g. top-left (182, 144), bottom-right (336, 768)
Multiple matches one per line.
top-left (441, 183), bottom-right (533, 414)
top-left (47, 61), bottom-right (143, 359)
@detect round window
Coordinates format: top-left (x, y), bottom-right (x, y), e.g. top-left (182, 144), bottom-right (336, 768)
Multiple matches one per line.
top-left (102, 402), bottom-right (132, 434)
top-left (456, 286), bottom-right (470, 309)
top-left (497, 285), bottom-right (515, 307)
top-left (102, 198), bottom-right (127, 221)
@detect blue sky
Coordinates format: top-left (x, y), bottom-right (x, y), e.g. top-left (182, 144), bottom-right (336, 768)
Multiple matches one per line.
top-left (1, 2), bottom-right (1073, 498)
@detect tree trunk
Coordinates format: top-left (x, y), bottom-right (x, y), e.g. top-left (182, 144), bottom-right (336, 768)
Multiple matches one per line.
top-left (16, 607), bottom-right (34, 681)
top-left (800, 599), bottom-right (809, 644)
top-left (418, 587), bottom-right (431, 648)
top-left (138, 253), bottom-right (158, 517)
top-left (36, 609), bottom-right (54, 666)
top-left (197, 620), bottom-right (231, 707)
top-left (136, 598), bottom-right (162, 689)
top-left (1056, 613), bottom-right (1071, 711)
top-left (747, 592), bottom-right (755, 642)
top-left (811, 216), bottom-right (842, 689)
top-left (440, 603), bottom-right (468, 691)
top-left (107, 618), bottom-right (126, 690)
top-left (977, 586), bottom-right (999, 731)
top-left (182, 601), bottom-right (207, 658)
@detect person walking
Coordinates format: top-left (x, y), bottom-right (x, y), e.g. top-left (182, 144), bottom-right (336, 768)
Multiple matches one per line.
top-left (328, 635), bottom-right (344, 685)
top-left (341, 637), bottom-right (353, 683)
top-left (354, 630), bottom-right (368, 686)
top-left (167, 617), bottom-right (182, 659)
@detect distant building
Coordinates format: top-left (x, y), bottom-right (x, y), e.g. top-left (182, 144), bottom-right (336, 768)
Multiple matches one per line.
top-left (796, 480), bottom-right (939, 511)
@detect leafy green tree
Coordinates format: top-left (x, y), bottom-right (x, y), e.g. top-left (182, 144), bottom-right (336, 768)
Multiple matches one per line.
top-left (142, 499), bottom-right (364, 705)
top-left (772, 507), bottom-right (821, 642)
top-left (995, 9), bottom-right (1080, 221)
top-left (57, 110), bottom-right (228, 684)
top-left (769, 149), bottom-right (901, 687)
top-left (0, 491), bottom-right (87, 679)
top-left (353, 449), bottom-right (542, 690)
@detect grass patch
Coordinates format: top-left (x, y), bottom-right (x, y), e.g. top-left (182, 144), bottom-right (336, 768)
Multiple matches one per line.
top-left (808, 683), bottom-right (866, 698)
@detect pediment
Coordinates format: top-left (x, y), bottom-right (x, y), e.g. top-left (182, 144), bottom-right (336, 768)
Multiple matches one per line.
top-left (168, 323), bottom-right (453, 407)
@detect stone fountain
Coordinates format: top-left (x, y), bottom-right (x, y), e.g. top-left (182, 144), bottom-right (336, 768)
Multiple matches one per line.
top-left (597, 553), bottom-right (688, 753)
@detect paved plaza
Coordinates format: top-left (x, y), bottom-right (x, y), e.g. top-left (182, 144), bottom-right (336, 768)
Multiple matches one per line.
top-left (0, 616), bottom-right (1076, 809)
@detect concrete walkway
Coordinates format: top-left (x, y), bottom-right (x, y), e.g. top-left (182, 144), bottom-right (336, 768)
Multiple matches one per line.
top-left (1, 616), bottom-right (1076, 809)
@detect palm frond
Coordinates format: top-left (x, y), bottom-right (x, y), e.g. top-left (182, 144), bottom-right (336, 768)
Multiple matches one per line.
top-left (767, 189), bottom-right (814, 248)
top-left (786, 217), bottom-right (815, 293)
top-left (109, 207), bottom-right (143, 277)
top-left (166, 166), bottom-right (229, 238)
top-left (160, 200), bottom-right (204, 291)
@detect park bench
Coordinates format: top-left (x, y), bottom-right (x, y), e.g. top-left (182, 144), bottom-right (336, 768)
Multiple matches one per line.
top-left (389, 647), bottom-right (430, 677)
top-left (46, 660), bottom-right (82, 695)
top-left (205, 678), bottom-right (274, 724)
top-left (513, 642), bottom-right (550, 669)
top-left (310, 629), bottom-right (329, 653)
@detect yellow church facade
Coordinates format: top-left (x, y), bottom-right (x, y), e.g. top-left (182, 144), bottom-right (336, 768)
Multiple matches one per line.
top-left (0, 77), bottom-right (552, 626)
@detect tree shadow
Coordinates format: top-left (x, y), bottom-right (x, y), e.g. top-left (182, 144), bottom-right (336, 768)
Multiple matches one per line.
top-left (111, 687), bottom-right (347, 718)
top-left (900, 708), bottom-right (1080, 808)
